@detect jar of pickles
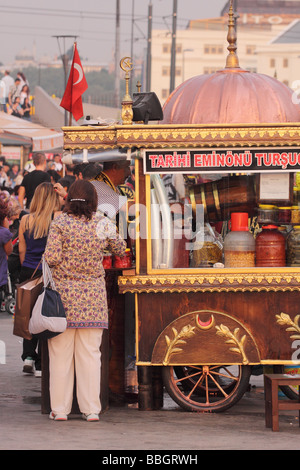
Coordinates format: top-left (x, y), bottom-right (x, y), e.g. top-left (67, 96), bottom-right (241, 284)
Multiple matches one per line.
top-left (255, 225), bottom-right (286, 267)
top-left (278, 206), bottom-right (292, 224)
top-left (190, 223), bottom-right (223, 267)
top-left (224, 213), bottom-right (255, 267)
top-left (291, 206), bottom-right (300, 224)
top-left (287, 226), bottom-right (300, 266)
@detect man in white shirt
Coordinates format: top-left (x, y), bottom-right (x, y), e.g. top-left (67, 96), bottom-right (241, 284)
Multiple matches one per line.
top-left (1, 71), bottom-right (14, 112)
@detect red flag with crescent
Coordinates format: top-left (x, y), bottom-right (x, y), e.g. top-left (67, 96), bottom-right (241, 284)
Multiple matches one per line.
top-left (60, 43), bottom-right (88, 121)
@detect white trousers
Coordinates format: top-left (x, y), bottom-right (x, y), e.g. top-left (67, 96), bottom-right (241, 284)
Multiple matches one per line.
top-left (48, 328), bottom-right (103, 415)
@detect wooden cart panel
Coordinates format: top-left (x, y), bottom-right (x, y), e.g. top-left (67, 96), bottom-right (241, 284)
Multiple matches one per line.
top-left (135, 290), bottom-right (300, 366)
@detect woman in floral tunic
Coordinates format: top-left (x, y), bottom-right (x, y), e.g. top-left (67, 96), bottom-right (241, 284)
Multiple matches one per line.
top-left (44, 179), bottom-right (126, 421)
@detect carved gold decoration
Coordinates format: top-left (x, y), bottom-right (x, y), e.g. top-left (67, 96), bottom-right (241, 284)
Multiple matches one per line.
top-left (215, 324), bottom-right (248, 364)
top-left (196, 314), bottom-right (215, 330)
top-left (151, 310), bottom-right (260, 366)
top-left (276, 312), bottom-right (300, 341)
top-left (120, 56), bottom-right (133, 125)
top-left (225, 1), bottom-right (239, 69)
top-left (118, 272), bottom-right (300, 294)
top-left (62, 124), bottom-right (300, 151)
top-left (120, 57), bottom-right (133, 73)
top-left (163, 325), bottom-right (196, 365)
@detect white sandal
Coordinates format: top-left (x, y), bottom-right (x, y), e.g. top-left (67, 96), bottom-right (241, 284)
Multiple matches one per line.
top-left (82, 413), bottom-right (99, 422)
top-left (49, 411), bottom-right (68, 421)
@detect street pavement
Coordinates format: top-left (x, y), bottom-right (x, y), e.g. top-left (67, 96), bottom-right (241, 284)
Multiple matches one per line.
top-left (1, 311), bottom-right (300, 452)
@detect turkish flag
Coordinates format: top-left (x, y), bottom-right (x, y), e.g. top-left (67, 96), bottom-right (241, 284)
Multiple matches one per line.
top-left (60, 43), bottom-right (88, 121)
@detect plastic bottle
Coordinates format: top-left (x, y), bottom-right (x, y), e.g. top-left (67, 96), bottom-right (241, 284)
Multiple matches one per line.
top-left (224, 213), bottom-right (255, 267)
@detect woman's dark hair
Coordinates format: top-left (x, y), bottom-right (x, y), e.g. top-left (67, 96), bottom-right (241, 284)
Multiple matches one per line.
top-left (47, 169), bottom-right (60, 183)
top-left (0, 198), bottom-right (9, 225)
top-left (63, 179), bottom-right (97, 220)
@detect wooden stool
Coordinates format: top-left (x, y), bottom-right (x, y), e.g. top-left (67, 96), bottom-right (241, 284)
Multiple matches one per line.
top-left (264, 373), bottom-right (300, 431)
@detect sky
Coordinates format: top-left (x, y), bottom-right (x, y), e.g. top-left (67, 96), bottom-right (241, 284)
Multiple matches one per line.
top-left (0, 0), bottom-right (228, 66)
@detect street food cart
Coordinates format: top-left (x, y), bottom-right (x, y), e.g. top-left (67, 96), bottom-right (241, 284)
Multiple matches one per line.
top-left (62, 6), bottom-right (300, 413)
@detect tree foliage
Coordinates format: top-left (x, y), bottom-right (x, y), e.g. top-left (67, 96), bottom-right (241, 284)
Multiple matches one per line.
top-left (18, 66), bottom-right (127, 107)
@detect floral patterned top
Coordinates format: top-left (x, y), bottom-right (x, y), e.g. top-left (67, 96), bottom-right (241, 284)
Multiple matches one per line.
top-left (44, 212), bottom-right (126, 329)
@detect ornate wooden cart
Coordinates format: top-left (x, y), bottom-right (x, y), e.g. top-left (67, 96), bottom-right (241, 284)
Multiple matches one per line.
top-left (63, 121), bottom-right (300, 412)
top-left (62, 5), bottom-right (300, 413)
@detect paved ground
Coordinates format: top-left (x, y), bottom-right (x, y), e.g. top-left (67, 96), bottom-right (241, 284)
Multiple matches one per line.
top-left (1, 312), bottom-right (300, 452)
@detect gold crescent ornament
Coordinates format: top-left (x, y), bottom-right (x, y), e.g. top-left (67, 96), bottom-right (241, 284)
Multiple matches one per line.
top-left (120, 57), bottom-right (133, 72)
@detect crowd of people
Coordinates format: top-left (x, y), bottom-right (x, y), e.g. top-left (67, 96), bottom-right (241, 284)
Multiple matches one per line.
top-left (0, 153), bottom-right (65, 194)
top-left (0, 70), bottom-right (32, 119)
top-left (0, 151), bottom-right (134, 422)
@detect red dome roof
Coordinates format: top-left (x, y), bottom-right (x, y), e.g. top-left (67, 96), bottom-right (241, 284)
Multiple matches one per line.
top-left (162, 67), bottom-right (300, 125)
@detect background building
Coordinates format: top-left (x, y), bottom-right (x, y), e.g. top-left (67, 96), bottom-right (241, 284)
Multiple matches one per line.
top-left (150, 0), bottom-right (300, 104)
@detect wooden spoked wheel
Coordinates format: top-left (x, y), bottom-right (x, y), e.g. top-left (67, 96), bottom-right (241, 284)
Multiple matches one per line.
top-left (163, 364), bottom-right (251, 412)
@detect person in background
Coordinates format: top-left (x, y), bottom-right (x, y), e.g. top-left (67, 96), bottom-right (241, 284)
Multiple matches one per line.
top-left (18, 152), bottom-right (51, 209)
top-left (18, 182), bottom-right (61, 377)
top-left (82, 163), bottom-right (102, 180)
top-left (64, 164), bottom-right (76, 186)
top-left (1, 71), bottom-right (14, 112)
top-left (8, 77), bottom-right (21, 108)
top-left (0, 198), bottom-right (13, 293)
top-left (47, 169), bottom-right (60, 184)
top-left (44, 179), bottom-right (126, 421)
top-left (73, 162), bottom-right (89, 180)
top-left (0, 166), bottom-right (8, 188)
top-left (53, 154), bottom-right (63, 174)
top-left (21, 96), bottom-right (32, 120)
top-left (7, 97), bottom-right (23, 118)
top-left (7, 164), bottom-right (19, 186)
top-left (16, 72), bottom-right (28, 93)
top-left (57, 176), bottom-right (72, 193)
top-left (6, 196), bottom-right (25, 286)
top-left (19, 84), bottom-right (30, 105)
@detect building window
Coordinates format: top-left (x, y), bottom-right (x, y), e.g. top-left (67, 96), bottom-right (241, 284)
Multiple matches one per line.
top-left (283, 58), bottom-right (288, 68)
top-left (162, 66), bottom-right (181, 76)
top-left (162, 89), bottom-right (169, 99)
top-left (204, 45), bottom-right (223, 54)
top-left (270, 58), bottom-right (276, 68)
top-left (162, 44), bottom-right (182, 54)
top-left (203, 67), bottom-right (221, 74)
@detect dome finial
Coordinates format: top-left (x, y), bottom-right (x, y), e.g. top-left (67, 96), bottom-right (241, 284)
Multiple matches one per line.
top-left (225, 0), bottom-right (239, 68)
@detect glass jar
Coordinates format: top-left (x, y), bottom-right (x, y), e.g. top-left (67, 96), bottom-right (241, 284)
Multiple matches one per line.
top-left (224, 213), bottom-right (255, 267)
top-left (291, 206), bottom-right (300, 224)
top-left (190, 223), bottom-right (223, 267)
top-left (278, 206), bottom-right (292, 224)
top-left (255, 225), bottom-right (286, 267)
top-left (293, 187), bottom-right (300, 205)
top-left (257, 204), bottom-right (278, 224)
top-left (287, 226), bottom-right (300, 266)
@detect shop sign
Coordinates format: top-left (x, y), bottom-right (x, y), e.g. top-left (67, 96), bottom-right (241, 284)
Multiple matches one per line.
top-left (1, 146), bottom-right (21, 161)
top-left (143, 148), bottom-right (300, 174)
